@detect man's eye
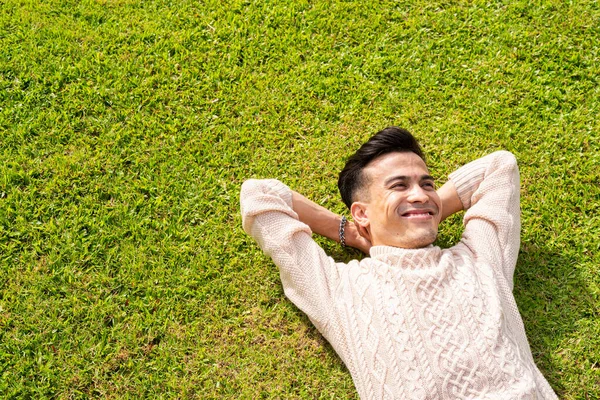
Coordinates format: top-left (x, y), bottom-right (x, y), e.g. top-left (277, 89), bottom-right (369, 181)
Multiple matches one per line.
top-left (392, 183), bottom-right (406, 189)
top-left (423, 182), bottom-right (435, 189)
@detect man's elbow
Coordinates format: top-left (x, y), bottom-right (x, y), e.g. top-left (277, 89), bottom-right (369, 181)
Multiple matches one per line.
top-left (490, 151), bottom-right (520, 191)
top-left (492, 150), bottom-right (517, 166)
top-left (240, 179), bottom-right (258, 199)
top-left (489, 150), bottom-right (519, 176)
top-left (240, 179), bottom-right (272, 203)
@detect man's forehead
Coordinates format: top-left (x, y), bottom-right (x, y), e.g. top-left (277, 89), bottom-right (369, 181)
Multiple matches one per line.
top-left (364, 151), bottom-right (429, 179)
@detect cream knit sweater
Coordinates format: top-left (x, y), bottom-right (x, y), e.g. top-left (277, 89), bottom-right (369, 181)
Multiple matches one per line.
top-left (240, 151), bottom-right (557, 400)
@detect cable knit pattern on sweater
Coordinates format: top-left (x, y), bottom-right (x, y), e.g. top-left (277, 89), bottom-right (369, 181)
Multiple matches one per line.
top-left (240, 151), bottom-right (557, 400)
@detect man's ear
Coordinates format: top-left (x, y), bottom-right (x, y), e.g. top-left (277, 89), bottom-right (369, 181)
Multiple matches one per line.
top-left (350, 201), bottom-right (370, 230)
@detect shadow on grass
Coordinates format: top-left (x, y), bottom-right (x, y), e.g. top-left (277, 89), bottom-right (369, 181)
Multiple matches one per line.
top-left (515, 241), bottom-right (598, 398)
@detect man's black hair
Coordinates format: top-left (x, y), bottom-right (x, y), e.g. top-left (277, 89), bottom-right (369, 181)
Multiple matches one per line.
top-left (337, 126), bottom-right (425, 209)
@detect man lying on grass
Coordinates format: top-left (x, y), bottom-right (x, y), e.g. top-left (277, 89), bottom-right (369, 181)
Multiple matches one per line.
top-left (240, 127), bottom-right (557, 399)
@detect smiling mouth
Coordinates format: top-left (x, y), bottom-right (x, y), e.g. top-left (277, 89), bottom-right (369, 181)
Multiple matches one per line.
top-left (401, 210), bottom-right (435, 219)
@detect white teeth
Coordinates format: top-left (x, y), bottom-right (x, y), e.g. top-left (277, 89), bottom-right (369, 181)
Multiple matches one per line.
top-left (403, 212), bottom-right (430, 217)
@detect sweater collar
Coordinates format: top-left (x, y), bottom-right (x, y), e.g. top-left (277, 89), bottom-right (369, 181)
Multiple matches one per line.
top-left (369, 245), bottom-right (442, 269)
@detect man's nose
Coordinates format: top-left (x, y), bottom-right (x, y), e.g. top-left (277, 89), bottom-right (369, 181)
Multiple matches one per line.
top-left (407, 185), bottom-right (429, 203)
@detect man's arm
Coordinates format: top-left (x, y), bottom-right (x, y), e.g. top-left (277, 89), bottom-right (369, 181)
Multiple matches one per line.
top-left (240, 179), bottom-right (342, 335)
top-left (291, 191), bottom-right (371, 254)
top-left (437, 180), bottom-right (464, 222)
top-left (448, 151), bottom-right (521, 286)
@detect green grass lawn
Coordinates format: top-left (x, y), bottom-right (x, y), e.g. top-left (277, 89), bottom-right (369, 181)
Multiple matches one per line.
top-left (1, 0), bottom-right (599, 398)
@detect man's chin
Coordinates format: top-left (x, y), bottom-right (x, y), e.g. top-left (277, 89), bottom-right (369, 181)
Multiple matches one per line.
top-left (373, 226), bottom-right (438, 248)
top-left (405, 230), bottom-right (438, 249)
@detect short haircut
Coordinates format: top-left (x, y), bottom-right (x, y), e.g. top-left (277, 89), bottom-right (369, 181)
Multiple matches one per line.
top-left (337, 127), bottom-right (425, 209)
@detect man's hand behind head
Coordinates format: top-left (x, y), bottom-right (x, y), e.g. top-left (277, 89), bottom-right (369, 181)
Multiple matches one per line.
top-left (346, 220), bottom-right (372, 254)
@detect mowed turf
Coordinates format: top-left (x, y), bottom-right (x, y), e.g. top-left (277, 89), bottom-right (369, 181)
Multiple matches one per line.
top-left (1, 0), bottom-right (599, 398)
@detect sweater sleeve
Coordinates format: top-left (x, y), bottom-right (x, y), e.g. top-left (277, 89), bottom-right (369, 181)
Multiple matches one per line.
top-left (240, 179), bottom-right (341, 334)
top-left (448, 151), bottom-right (521, 288)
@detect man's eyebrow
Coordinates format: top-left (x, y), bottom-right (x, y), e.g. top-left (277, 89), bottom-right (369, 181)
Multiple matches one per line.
top-left (384, 174), bottom-right (435, 186)
top-left (384, 175), bottom-right (408, 186)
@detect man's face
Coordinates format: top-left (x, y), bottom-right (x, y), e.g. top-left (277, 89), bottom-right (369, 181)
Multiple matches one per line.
top-left (351, 151), bottom-right (442, 249)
